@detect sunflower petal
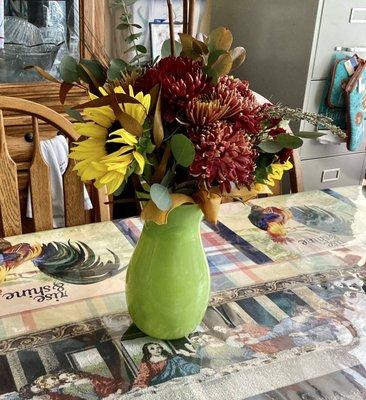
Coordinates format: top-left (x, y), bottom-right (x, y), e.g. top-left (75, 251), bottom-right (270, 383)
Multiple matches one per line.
top-left (133, 151), bottom-right (145, 174)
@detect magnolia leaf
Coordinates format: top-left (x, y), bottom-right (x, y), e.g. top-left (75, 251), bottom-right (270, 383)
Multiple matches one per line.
top-left (152, 145), bottom-right (171, 183)
top-left (72, 93), bottom-right (141, 109)
top-left (192, 39), bottom-right (209, 55)
top-left (208, 27), bottom-right (233, 52)
top-left (275, 134), bottom-right (303, 149)
top-left (161, 39), bottom-right (182, 58)
top-left (119, 111), bottom-right (143, 136)
top-left (65, 107), bottom-right (84, 122)
top-left (258, 140), bottom-right (284, 153)
top-left (170, 134), bottom-right (195, 167)
top-left (295, 131), bottom-right (326, 139)
top-left (109, 94), bottom-right (143, 136)
top-left (59, 82), bottom-right (74, 104)
top-left (230, 47), bottom-right (246, 70)
top-left (107, 58), bottom-right (128, 80)
top-left (24, 66), bottom-right (60, 83)
top-left (150, 183), bottom-right (172, 211)
top-left (59, 55), bottom-right (79, 83)
top-left (141, 194), bottom-right (194, 224)
top-left (149, 84), bottom-right (160, 113)
top-left (136, 45), bottom-right (147, 53)
top-left (153, 87), bottom-right (164, 147)
top-left (179, 33), bottom-right (203, 59)
top-left (210, 53), bottom-right (233, 81)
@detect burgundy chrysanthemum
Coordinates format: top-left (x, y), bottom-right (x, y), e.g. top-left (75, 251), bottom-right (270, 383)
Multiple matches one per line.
top-left (189, 121), bottom-right (257, 193)
top-left (136, 56), bottom-right (211, 122)
top-left (208, 76), bottom-right (267, 134)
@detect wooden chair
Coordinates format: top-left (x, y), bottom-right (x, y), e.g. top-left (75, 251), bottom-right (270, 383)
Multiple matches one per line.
top-left (0, 96), bottom-right (110, 237)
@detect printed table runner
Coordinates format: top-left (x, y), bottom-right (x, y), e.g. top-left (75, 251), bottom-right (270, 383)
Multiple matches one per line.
top-left (0, 186), bottom-right (366, 399)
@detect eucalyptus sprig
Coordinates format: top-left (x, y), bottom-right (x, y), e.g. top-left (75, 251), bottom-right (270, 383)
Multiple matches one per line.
top-left (112, 0), bottom-right (147, 66)
top-left (263, 104), bottom-right (347, 139)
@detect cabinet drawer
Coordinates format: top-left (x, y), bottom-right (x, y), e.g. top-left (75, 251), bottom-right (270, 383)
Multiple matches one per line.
top-left (301, 80), bottom-right (366, 159)
top-left (312, 0), bottom-right (366, 79)
top-left (302, 153), bottom-right (366, 191)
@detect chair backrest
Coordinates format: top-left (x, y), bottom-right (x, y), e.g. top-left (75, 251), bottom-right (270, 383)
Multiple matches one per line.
top-left (0, 96), bottom-right (110, 237)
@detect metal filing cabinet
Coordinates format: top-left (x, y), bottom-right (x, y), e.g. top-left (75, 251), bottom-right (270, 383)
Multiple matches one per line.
top-left (211, 0), bottom-right (366, 191)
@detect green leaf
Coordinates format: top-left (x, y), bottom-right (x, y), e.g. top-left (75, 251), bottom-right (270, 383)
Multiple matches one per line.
top-left (136, 191), bottom-right (151, 200)
top-left (208, 27), bottom-right (233, 52)
top-left (210, 53), bottom-right (233, 81)
top-left (294, 131), bottom-right (326, 139)
top-left (150, 183), bottom-right (172, 211)
top-left (107, 58), bottom-right (128, 80)
top-left (275, 134), bottom-right (303, 149)
top-left (161, 168), bottom-right (175, 187)
top-left (64, 107), bottom-right (84, 122)
top-left (161, 39), bottom-right (182, 58)
top-left (126, 33), bottom-right (142, 43)
top-left (136, 45), bottom-right (147, 53)
top-left (208, 49), bottom-right (228, 66)
top-left (170, 134), bottom-right (195, 167)
top-left (59, 56), bottom-right (79, 83)
top-left (79, 59), bottom-right (106, 87)
top-left (258, 140), bottom-right (284, 153)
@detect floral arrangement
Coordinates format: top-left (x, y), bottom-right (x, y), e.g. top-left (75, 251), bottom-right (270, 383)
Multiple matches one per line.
top-left (33, 1), bottom-right (345, 224)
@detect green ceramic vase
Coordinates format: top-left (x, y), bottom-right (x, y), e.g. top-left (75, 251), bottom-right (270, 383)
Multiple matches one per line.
top-left (126, 204), bottom-right (210, 340)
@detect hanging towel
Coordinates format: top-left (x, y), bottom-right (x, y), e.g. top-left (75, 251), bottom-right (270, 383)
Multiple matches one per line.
top-left (26, 135), bottom-right (93, 228)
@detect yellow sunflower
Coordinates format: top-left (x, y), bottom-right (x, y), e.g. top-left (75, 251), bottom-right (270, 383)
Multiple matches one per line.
top-left (264, 160), bottom-right (293, 186)
top-left (69, 86), bottom-right (151, 194)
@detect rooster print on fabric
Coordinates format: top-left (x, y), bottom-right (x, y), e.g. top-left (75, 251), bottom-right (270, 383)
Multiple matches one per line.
top-left (0, 238), bottom-right (124, 285)
top-left (248, 204), bottom-right (353, 243)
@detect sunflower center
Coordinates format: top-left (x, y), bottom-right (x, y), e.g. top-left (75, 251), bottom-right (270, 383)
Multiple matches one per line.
top-left (105, 121), bottom-right (123, 155)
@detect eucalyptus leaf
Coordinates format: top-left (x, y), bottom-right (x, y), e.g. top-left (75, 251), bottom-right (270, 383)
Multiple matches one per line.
top-left (170, 134), bottom-right (195, 167)
top-left (150, 183), bottom-right (172, 211)
top-left (161, 39), bottom-right (182, 58)
top-left (295, 131), bottom-right (326, 139)
top-left (59, 56), bottom-right (79, 83)
top-left (126, 33), bottom-right (142, 43)
top-left (79, 59), bottom-right (106, 87)
top-left (136, 45), bottom-right (147, 54)
top-left (107, 58), bottom-right (128, 80)
top-left (65, 107), bottom-right (84, 122)
top-left (258, 140), bottom-right (284, 153)
top-left (275, 134), bottom-right (303, 149)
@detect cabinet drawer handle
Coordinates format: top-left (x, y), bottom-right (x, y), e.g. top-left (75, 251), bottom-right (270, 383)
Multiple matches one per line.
top-left (322, 168), bottom-right (341, 183)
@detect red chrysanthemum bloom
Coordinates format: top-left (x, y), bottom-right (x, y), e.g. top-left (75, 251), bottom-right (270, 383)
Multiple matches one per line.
top-left (189, 121), bottom-right (257, 192)
top-left (136, 56), bottom-right (211, 122)
top-left (209, 76), bottom-right (268, 134)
